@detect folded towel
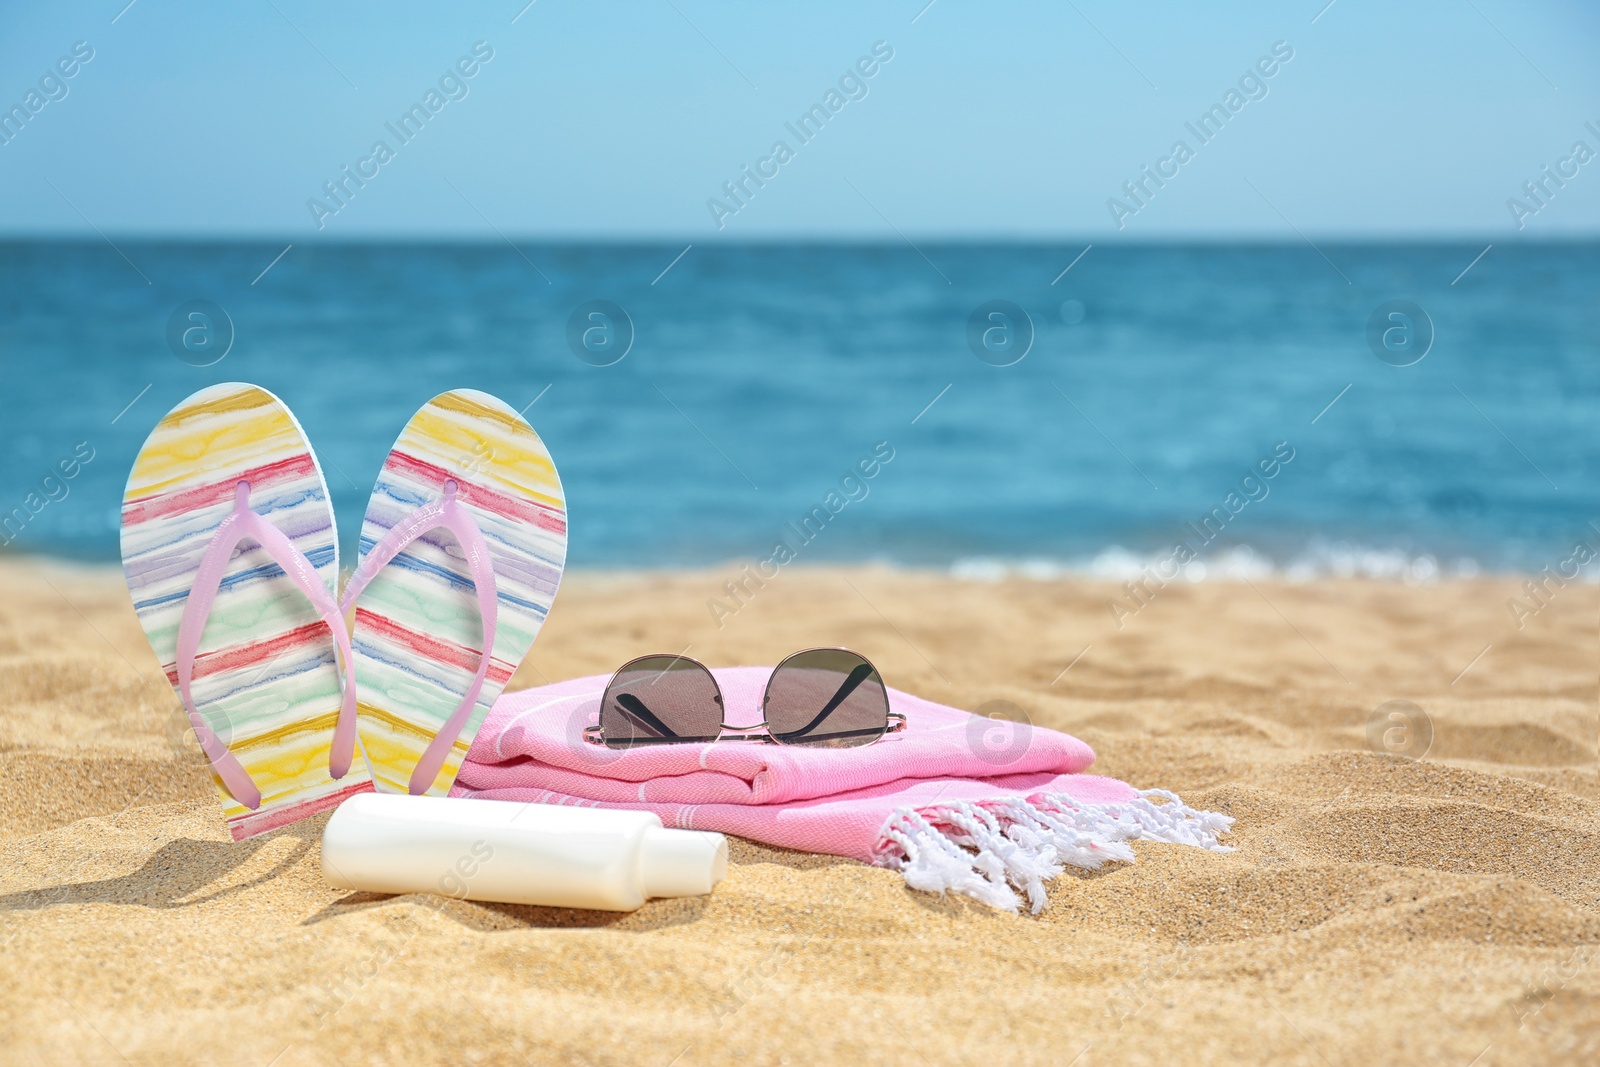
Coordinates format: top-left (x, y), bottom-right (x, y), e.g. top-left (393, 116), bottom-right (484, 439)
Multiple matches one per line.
top-left (454, 667), bottom-right (1233, 912)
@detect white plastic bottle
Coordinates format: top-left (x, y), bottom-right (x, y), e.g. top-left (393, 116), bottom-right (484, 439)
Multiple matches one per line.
top-left (322, 793), bottom-right (728, 911)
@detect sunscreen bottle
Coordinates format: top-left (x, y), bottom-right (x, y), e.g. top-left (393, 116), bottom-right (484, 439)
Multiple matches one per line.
top-left (322, 793), bottom-right (728, 911)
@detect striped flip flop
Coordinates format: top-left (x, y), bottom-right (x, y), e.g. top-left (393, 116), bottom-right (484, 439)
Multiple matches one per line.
top-left (341, 389), bottom-right (567, 796)
top-left (121, 383), bottom-right (366, 840)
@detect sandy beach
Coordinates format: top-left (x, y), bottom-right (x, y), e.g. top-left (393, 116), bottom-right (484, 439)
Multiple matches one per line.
top-left (1, 557), bottom-right (1596, 1066)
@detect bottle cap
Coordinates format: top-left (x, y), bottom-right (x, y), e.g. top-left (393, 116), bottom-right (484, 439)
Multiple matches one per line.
top-left (638, 827), bottom-right (729, 899)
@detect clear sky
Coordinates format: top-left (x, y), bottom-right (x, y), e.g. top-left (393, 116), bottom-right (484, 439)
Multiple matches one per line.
top-left (1, 0), bottom-right (1597, 239)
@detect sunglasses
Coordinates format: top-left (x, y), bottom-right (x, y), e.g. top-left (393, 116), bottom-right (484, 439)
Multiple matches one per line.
top-left (582, 647), bottom-right (906, 750)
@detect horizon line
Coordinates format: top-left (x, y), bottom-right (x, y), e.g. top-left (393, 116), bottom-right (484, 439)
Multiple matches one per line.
top-left (0, 232), bottom-right (1594, 247)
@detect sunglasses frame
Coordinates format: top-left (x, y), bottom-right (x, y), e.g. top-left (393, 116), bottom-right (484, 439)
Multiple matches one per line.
top-left (583, 646), bottom-right (906, 750)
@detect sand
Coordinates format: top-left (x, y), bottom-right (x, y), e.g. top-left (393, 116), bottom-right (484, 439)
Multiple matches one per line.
top-left (1, 557), bottom-right (1597, 1066)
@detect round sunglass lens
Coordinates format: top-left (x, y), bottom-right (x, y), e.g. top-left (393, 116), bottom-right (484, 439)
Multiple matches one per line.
top-left (764, 649), bottom-right (888, 748)
top-left (600, 656), bottom-right (722, 749)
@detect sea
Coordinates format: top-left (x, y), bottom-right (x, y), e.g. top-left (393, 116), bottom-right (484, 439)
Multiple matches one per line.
top-left (2, 240), bottom-right (1597, 580)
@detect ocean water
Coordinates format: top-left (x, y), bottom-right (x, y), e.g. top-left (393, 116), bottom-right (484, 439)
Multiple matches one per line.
top-left (2, 240), bottom-right (1597, 577)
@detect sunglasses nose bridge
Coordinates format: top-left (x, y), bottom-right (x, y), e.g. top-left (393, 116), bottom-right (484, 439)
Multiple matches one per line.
top-left (717, 719), bottom-right (770, 733)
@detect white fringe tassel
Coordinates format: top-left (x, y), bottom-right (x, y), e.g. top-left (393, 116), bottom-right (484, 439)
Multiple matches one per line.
top-left (875, 789), bottom-right (1234, 914)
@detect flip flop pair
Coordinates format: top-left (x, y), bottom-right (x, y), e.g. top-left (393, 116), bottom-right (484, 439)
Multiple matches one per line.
top-left (121, 384), bottom-right (567, 840)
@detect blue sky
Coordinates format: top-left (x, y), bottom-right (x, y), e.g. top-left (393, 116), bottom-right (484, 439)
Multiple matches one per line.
top-left (1, 0), bottom-right (1597, 238)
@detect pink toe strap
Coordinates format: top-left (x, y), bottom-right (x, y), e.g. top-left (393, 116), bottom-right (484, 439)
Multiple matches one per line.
top-left (175, 481), bottom-right (359, 810)
top-left (340, 480), bottom-right (499, 795)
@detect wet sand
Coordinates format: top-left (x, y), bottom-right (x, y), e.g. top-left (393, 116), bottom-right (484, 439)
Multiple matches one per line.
top-left (1, 558), bottom-right (1596, 1066)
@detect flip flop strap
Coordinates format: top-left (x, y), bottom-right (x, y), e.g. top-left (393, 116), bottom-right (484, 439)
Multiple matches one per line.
top-left (175, 481), bottom-right (359, 809)
top-left (339, 480), bottom-right (499, 795)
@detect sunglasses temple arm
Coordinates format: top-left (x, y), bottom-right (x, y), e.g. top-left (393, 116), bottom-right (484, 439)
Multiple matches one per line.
top-left (777, 662), bottom-right (875, 739)
top-left (613, 693), bottom-right (680, 740)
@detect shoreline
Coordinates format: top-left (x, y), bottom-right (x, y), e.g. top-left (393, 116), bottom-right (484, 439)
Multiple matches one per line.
top-left (9, 548), bottom-right (1587, 587)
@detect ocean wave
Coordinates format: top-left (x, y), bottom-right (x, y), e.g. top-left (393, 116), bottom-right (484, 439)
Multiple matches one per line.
top-left (946, 543), bottom-right (1585, 584)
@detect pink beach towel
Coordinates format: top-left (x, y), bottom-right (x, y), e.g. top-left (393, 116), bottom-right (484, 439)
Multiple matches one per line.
top-left (454, 667), bottom-right (1232, 912)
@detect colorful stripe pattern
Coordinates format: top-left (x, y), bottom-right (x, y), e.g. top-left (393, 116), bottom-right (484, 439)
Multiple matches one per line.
top-left (121, 383), bottom-right (370, 840)
top-left (350, 389), bottom-right (567, 796)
